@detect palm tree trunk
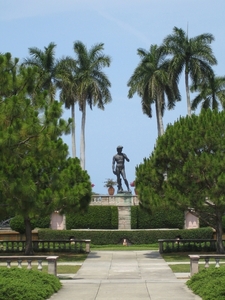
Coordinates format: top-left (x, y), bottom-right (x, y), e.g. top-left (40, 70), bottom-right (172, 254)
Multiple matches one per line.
top-left (185, 69), bottom-right (191, 116)
top-left (155, 96), bottom-right (164, 136)
top-left (80, 100), bottom-right (86, 170)
top-left (71, 103), bottom-right (76, 158)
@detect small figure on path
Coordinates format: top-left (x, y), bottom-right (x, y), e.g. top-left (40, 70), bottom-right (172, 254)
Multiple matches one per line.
top-left (112, 145), bottom-right (131, 193)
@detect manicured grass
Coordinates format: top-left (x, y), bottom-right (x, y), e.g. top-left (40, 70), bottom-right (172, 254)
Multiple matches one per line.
top-left (168, 263), bottom-right (225, 273)
top-left (0, 252), bottom-right (87, 262)
top-left (161, 252), bottom-right (191, 262)
top-left (91, 243), bottom-right (158, 251)
top-left (0, 264), bottom-right (81, 274)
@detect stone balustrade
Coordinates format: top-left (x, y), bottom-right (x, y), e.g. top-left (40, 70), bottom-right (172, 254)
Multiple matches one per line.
top-left (158, 239), bottom-right (217, 253)
top-left (189, 254), bottom-right (225, 277)
top-left (0, 239), bottom-right (91, 253)
top-left (0, 255), bottom-right (58, 276)
top-left (90, 195), bottom-right (139, 206)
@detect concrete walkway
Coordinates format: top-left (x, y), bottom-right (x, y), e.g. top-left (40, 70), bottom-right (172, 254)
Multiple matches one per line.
top-left (49, 250), bottom-right (201, 300)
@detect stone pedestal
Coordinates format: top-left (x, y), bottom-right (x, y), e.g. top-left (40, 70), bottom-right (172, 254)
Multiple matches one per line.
top-left (118, 206), bottom-right (131, 229)
top-left (116, 193), bottom-right (132, 230)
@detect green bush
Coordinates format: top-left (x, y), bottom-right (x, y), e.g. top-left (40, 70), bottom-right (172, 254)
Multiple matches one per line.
top-left (10, 216), bottom-right (36, 234)
top-left (66, 206), bottom-right (118, 229)
top-left (134, 207), bottom-right (184, 229)
top-left (187, 267), bottom-right (225, 300)
top-left (38, 227), bottom-right (213, 245)
top-left (65, 206), bottom-right (184, 230)
top-left (0, 268), bottom-right (61, 300)
top-left (10, 215), bottom-right (50, 234)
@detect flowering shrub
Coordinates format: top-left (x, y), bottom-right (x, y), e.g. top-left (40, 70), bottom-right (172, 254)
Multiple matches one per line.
top-left (130, 181), bottom-right (135, 187)
top-left (91, 183), bottom-right (95, 187)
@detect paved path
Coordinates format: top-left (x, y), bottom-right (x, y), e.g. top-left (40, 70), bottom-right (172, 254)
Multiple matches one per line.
top-left (49, 250), bottom-right (201, 300)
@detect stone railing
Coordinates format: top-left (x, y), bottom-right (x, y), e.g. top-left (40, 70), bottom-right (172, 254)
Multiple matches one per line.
top-left (0, 239), bottom-right (91, 253)
top-left (90, 195), bottom-right (139, 206)
top-left (0, 255), bottom-right (58, 276)
top-left (158, 239), bottom-right (217, 253)
top-left (189, 254), bottom-right (225, 277)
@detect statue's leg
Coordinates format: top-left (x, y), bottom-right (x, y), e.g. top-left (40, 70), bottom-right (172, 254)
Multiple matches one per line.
top-left (121, 170), bottom-right (131, 192)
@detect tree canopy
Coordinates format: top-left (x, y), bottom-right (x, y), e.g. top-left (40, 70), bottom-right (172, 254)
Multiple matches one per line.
top-left (0, 53), bottom-right (92, 254)
top-left (135, 109), bottom-right (225, 253)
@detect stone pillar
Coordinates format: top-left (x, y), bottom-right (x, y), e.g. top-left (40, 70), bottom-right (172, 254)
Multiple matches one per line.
top-left (189, 255), bottom-right (200, 277)
top-left (118, 206), bottom-right (131, 229)
top-left (46, 256), bottom-right (58, 276)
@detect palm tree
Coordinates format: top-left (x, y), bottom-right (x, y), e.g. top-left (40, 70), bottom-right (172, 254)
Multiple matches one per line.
top-left (191, 73), bottom-right (225, 111)
top-left (127, 44), bottom-right (180, 137)
top-left (55, 57), bottom-right (78, 158)
top-left (73, 41), bottom-right (112, 169)
top-left (163, 27), bottom-right (217, 116)
top-left (23, 42), bottom-right (57, 103)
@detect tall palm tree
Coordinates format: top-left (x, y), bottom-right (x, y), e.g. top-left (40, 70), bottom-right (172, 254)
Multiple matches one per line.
top-left (55, 57), bottom-right (78, 158)
top-left (73, 41), bottom-right (112, 170)
top-left (23, 42), bottom-right (57, 103)
top-left (191, 73), bottom-right (225, 111)
top-left (127, 44), bottom-right (180, 137)
top-left (163, 27), bottom-right (217, 116)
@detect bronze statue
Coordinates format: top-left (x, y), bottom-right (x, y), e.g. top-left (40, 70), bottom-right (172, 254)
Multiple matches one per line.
top-left (112, 146), bottom-right (131, 193)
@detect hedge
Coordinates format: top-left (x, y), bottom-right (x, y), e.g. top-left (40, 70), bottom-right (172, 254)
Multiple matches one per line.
top-left (66, 206), bottom-right (118, 229)
top-left (132, 206), bottom-right (184, 229)
top-left (38, 227), bottom-right (213, 245)
top-left (10, 216), bottom-right (50, 234)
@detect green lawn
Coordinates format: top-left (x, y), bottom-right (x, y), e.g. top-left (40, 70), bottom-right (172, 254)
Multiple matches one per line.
top-left (91, 243), bottom-right (158, 251)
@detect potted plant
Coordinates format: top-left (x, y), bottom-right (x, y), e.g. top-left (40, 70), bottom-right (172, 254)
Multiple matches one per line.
top-left (130, 181), bottom-right (137, 195)
top-left (104, 178), bottom-right (117, 195)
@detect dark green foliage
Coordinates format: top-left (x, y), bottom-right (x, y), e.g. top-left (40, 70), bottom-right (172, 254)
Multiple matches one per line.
top-left (66, 206), bottom-right (118, 229)
top-left (134, 207), bottom-right (184, 229)
top-left (131, 206), bottom-right (138, 229)
top-left (10, 216), bottom-right (36, 234)
top-left (38, 227), bottom-right (213, 245)
top-left (222, 216), bottom-right (225, 233)
top-left (0, 268), bottom-right (61, 300)
top-left (10, 215), bottom-right (50, 233)
top-left (66, 206), bottom-right (183, 230)
top-left (0, 53), bottom-right (92, 254)
top-left (187, 267), bottom-right (225, 300)
top-left (136, 110), bottom-right (225, 253)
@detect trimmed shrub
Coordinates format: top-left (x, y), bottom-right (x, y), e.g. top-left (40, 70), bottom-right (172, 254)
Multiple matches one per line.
top-left (133, 207), bottom-right (184, 229)
top-left (10, 215), bottom-right (50, 234)
top-left (0, 268), bottom-right (61, 300)
top-left (10, 216), bottom-right (36, 234)
top-left (66, 206), bottom-right (118, 229)
top-left (38, 227), bottom-right (213, 245)
top-left (65, 206), bottom-right (184, 230)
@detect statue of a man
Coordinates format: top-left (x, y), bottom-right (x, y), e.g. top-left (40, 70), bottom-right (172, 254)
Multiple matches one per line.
top-left (112, 145), bottom-right (131, 193)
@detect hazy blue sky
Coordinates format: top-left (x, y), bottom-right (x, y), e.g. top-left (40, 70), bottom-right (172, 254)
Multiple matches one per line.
top-left (1, 0), bottom-right (225, 194)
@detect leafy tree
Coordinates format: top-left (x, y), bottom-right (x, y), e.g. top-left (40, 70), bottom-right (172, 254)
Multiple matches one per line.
top-left (128, 44), bottom-right (180, 136)
top-left (72, 41), bottom-right (112, 169)
top-left (191, 73), bottom-right (225, 111)
top-left (135, 110), bottom-right (225, 253)
top-left (0, 53), bottom-right (92, 254)
top-left (163, 27), bottom-right (217, 116)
